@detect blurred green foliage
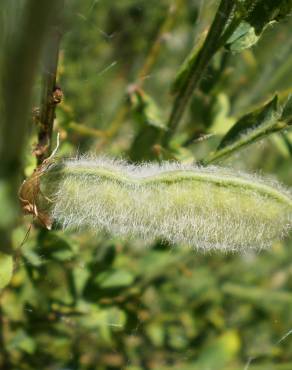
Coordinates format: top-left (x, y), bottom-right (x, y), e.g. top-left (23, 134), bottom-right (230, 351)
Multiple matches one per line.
top-left (0, 0), bottom-right (292, 369)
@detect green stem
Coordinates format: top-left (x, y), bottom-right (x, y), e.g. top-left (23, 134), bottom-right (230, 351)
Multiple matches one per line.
top-left (162, 0), bottom-right (236, 145)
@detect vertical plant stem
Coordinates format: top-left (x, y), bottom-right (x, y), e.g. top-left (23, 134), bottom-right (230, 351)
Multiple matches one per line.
top-left (36, 1), bottom-right (64, 164)
top-left (163, 0), bottom-right (235, 145)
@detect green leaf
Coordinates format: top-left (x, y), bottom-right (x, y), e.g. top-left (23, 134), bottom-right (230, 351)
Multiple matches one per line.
top-left (226, 21), bottom-right (263, 52)
top-left (128, 87), bottom-right (166, 161)
top-left (94, 269), bottom-right (134, 289)
top-left (0, 252), bottom-right (13, 290)
top-left (7, 329), bottom-right (36, 354)
top-left (80, 306), bottom-right (126, 344)
top-left (129, 88), bottom-right (165, 130)
top-left (226, 0), bottom-right (292, 52)
top-left (219, 95), bottom-right (279, 149)
top-left (204, 95), bottom-right (290, 163)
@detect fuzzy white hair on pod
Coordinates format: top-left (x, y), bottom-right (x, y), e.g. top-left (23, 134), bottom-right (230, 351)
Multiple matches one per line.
top-left (37, 156), bottom-right (292, 251)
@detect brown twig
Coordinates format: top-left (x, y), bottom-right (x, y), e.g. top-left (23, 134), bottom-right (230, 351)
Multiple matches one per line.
top-left (35, 1), bottom-right (64, 164)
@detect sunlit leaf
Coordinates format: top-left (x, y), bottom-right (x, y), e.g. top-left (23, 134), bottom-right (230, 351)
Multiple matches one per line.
top-left (95, 269), bottom-right (134, 289)
top-left (129, 88), bottom-right (165, 130)
top-left (226, 21), bottom-right (263, 52)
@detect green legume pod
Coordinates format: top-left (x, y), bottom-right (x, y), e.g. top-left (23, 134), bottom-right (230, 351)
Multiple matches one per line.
top-left (38, 157), bottom-right (292, 251)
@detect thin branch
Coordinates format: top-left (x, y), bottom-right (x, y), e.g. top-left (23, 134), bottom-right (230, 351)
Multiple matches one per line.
top-left (68, 122), bottom-right (108, 139)
top-left (35, 1), bottom-right (64, 164)
top-left (137, 0), bottom-right (185, 81)
top-left (162, 0), bottom-right (236, 145)
top-left (100, 0), bottom-right (184, 146)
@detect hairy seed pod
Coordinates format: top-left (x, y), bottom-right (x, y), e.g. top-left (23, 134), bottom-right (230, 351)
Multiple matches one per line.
top-left (22, 157), bottom-right (292, 251)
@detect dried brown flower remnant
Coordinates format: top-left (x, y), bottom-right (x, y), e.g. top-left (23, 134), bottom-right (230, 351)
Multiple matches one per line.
top-left (18, 160), bottom-right (53, 229)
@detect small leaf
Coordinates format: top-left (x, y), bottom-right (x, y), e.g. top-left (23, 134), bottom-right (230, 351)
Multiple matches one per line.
top-left (80, 306), bottom-right (126, 342)
top-left (128, 87), bottom-right (166, 160)
top-left (0, 252), bottom-right (13, 290)
top-left (226, 21), bottom-right (264, 52)
top-left (226, 1), bottom-right (292, 52)
top-left (129, 87), bottom-right (165, 130)
top-left (218, 95), bottom-right (279, 150)
top-left (204, 95), bottom-right (289, 163)
top-left (7, 329), bottom-right (36, 354)
top-left (95, 269), bottom-right (134, 289)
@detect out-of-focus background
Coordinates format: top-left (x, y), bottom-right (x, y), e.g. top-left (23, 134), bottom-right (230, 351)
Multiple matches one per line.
top-left (0, 0), bottom-right (292, 369)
